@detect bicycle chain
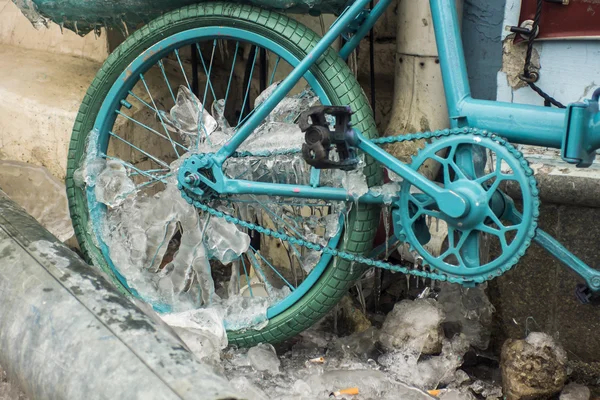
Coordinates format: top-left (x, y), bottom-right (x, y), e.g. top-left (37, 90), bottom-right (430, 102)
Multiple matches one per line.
top-left (180, 127), bottom-right (539, 285)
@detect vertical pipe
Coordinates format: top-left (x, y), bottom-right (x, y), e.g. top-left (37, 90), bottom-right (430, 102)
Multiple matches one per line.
top-left (384, 0), bottom-right (464, 179)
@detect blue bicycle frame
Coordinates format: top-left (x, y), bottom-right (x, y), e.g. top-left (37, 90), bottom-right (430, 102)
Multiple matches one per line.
top-left (189, 0), bottom-right (600, 290)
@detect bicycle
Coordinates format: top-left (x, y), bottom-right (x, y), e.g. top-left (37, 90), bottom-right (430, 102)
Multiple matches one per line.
top-left (64, 0), bottom-right (600, 346)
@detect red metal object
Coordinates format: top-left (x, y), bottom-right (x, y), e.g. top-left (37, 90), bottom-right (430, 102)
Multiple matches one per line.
top-left (516, 0), bottom-right (600, 42)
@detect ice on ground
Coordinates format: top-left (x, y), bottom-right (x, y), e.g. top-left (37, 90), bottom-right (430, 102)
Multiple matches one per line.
top-left (468, 380), bottom-right (502, 399)
top-left (379, 334), bottom-right (470, 390)
top-left (379, 298), bottom-right (444, 354)
top-left (437, 282), bottom-right (495, 350)
top-left (0, 160), bottom-right (74, 242)
top-left (160, 307), bottom-right (227, 362)
top-left (438, 389), bottom-right (477, 400)
top-left (248, 343), bottom-right (281, 374)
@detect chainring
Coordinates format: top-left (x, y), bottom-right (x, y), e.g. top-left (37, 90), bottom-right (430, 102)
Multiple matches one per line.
top-left (396, 130), bottom-right (539, 283)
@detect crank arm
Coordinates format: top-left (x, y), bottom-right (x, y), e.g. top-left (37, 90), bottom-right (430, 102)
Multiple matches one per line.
top-left (506, 205), bottom-right (600, 291)
top-left (354, 131), bottom-right (468, 218)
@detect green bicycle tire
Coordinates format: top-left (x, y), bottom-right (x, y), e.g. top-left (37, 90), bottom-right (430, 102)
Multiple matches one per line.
top-left (66, 2), bottom-right (382, 346)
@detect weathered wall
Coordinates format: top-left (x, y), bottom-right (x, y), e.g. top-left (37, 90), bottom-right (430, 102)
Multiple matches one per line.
top-left (0, 0), bottom-right (108, 62)
top-left (0, 0), bottom-right (106, 179)
top-left (488, 0), bottom-right (600, 367)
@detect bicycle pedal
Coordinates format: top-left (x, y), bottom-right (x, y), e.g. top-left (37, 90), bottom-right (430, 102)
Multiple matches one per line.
top-left (299, 106), bottom-right (358, 170)
top-left (575, 283), bottom-right (600, 305)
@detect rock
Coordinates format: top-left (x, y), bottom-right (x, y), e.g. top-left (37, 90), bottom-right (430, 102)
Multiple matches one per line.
top-left (379, 298), bottom-right (444, 354)
top-left (338, 295), bottom-right (372, 334)
top-left (560, 383), bottom-right (590, 400)
top-left (501, 332), bottom-right (567, 400)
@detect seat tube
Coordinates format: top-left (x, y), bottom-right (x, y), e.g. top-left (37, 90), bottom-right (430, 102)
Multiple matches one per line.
top-left (429, 0), bottom-right (472, 121)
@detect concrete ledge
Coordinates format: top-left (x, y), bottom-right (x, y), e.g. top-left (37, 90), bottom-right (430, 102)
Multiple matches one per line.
top-left (0, 44), bottom-right (100, 179)
top-left (503, 146), bottom-right (600, 208)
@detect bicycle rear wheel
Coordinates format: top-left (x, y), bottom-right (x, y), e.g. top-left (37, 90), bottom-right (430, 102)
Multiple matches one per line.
top-left (66, 2), bottom-right (382, 346)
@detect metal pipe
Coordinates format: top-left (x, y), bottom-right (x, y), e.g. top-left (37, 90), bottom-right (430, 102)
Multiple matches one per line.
top-left (0, 192), bottom-right (239, 400)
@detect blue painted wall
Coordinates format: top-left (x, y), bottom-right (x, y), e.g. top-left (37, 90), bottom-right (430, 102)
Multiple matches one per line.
top-left (462, 0), bottom-right (505, 100)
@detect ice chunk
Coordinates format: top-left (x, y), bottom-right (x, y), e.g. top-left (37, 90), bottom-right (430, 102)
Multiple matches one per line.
top-left (247, 343), bottom-right (281, 374)
top-left (437, 282), bottom-right (495, 350)
top-left (228, 377), bottom-right (269, 400)
top-left (205, 215), bottom-right (251, 264)
top-left (560, 383), bottom-right (590, 400)
top-left (379, 298), bottom-right (444, 354)
top-left (238, 122), bottom-right (305, 154)
top-left (221, 295), bottom-right (270, 331)
top-left (386, 168), bottom-right (403, 183)
top-left (94, 160), bottom-right (136, 207)
top-left (211, 99), bottom-right (230, 132)
top-left (525, 332), bottom-right (568, 364)
top-left (160, 86), bottom-right (218, 147)
top-left (370, 182), bottom-right (400, 205)
top-left (160, 307), bottom-right (227, 362)
top-left (74, 158), bottom-right (106, 188)
top-left (379, 335), bottom-right (470, 390)
top-left (342, 170), bottom-right (368, 199)
top-left (254, 83), bottom-right (319, 124)
top-left (0, 160), bottom-right (74, 242)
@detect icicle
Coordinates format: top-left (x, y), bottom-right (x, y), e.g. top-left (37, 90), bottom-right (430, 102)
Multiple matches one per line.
top-left (121, 19), bottom-right (129, 37)
top-left (59, 22), bottom-right (64, 34)
top-left (383, 206), bottom-right (390, 259)
top-left (73, 21), bottom-right (79, 35)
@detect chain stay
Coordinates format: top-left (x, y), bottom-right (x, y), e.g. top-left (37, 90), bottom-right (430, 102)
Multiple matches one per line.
top-left (180, 127), bottom-right (537, 285)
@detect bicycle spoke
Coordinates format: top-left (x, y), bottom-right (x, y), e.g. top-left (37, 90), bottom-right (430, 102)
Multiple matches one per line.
top-left (250, 245), bottom-right (296, 291)
top-left (238, 46), bottom-right (259, 126)
top-left (196, 41), bottom-right (218, 101)
top-left (157, 59), bottom-right (176, 104)
top-left (115, 110), bottom-right (190, 153)
top-left (108, 132), bottom-right (170, 169)
top-left (269, 55), bottom-right (281, 86)
top-left (223, 41), bottom-right (240, 111)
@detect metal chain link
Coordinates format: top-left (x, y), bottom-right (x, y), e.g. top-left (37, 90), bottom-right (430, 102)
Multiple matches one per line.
top-left (180, 127), bottom-right (538, 285)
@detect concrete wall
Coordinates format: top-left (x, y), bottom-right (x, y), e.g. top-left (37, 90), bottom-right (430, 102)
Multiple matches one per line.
top-left (0, 0), bottom-right (107, 179)
top-left (487, 0), bottom-right (600, 369)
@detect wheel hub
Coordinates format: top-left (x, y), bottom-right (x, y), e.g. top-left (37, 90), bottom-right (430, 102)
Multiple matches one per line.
top-left (177, 153), bottom-right (218, 200)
